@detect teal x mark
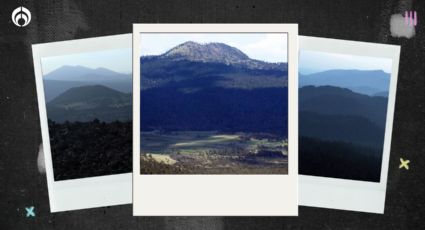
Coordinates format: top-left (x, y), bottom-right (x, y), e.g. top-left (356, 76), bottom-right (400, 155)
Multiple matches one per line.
top-left (25, 206), bottom-right (35, 217)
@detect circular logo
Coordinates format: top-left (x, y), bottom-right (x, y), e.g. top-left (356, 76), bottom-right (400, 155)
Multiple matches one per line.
top-left (12, 6), bottom-right (31, 27)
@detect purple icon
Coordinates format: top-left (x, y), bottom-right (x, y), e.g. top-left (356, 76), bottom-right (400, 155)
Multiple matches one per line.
top-left (405, 11), bottom-right (417, 27)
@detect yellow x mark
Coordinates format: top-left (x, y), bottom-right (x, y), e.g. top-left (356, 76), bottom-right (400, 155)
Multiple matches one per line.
top-left (399, 158), bottom-right (410, 170)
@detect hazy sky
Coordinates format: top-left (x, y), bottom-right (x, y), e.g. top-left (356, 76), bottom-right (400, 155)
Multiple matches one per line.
top-left (41, 48), bottom-right (132, 75)
top-left (299, 50), bottom-right (392, 74)
top-left (140, 33), bottom-right (288, 63)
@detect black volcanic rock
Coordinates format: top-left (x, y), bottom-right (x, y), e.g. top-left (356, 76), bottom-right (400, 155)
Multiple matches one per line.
top-left (49, 119), bottom-right (132, 181)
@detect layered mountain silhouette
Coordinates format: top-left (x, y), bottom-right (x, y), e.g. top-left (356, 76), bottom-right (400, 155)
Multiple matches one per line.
top-left (44, 65), bottom-right (131, 82)
top-left (43, 65), bottom-right (132, 101)
top-left (299, 85), bottom-right (388, 151)
top-left (299, 69), bottom-right (390, 96)
top-left (299, 83), bottom-right (389, 182)
top-left (300, 86), bottom-right (388, 128)
top-left (374, 91), bottom-right (389, 97)
top-left (47, 85), bottom-right (131, 123)
top-left (140, 41), bottom-right (288, 136)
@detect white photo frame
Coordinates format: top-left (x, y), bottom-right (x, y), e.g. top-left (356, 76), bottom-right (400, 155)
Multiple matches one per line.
top-left (298, 36), bottom-right (400, 214)
top-left (133, 24), bottom-right (299, 216)
top-left (32, 34), bottom-right (132, 212)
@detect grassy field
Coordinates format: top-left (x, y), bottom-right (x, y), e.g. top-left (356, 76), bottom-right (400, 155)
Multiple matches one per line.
top-left (140, 131), bottom-right (288, 174)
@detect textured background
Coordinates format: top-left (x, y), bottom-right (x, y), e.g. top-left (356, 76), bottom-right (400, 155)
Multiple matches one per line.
top-left (0, 0), bottom-right (424, 229)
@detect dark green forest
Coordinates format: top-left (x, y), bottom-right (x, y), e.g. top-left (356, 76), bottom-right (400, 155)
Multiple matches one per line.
top-left (141, 85), bottom-right (288, 136)
top-left (299, 85), bottom-right (388, 182)
top-left (299, 136), bottom-right (382, 182)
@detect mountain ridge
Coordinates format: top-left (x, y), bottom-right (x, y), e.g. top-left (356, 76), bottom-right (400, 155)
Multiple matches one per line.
top-left (44, 65), bottom-right (131, 82)
top-left (48, 85), bottom-right (129, 106)
top-left (43, 65), bottom-right (132, 101)
top-left (163, 41), bottom-right (250, 62)
top-left (139, 41), bottom-right (288, 90)
top-left (299, 69), bottom-right (390, 96)
top-left (299, 85), bottom-right (388, 128)
top-left (142, 41), bottom-right (286, 71)
top-left (47, 85), bottom-right (132, 123)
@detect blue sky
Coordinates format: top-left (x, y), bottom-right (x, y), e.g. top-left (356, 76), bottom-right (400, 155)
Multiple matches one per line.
top-left (299, 50), bottom-right (392, 74)
top-left (140, 33), bottom-right (288, 63)
top-left (41, 48), bottom-right (132, 75)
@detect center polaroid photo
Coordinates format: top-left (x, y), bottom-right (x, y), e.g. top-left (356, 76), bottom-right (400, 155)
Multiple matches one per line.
top-left (133, 24), bottom-right (298, 216)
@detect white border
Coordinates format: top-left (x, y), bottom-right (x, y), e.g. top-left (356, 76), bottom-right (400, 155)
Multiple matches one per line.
top-left (32, 34), bottom-right (132, 212)
top-left (298, 36), bottom-right (400, 214)
top-left (133, 24), bottom-right (298, 216)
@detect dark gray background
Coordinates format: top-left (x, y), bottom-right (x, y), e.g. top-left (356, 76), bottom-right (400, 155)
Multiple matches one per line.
top-left (1, 0), bottom-right (424, 229)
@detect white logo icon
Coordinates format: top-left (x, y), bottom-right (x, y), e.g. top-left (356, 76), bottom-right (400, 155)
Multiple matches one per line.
top-left (12, 6), bottom-right (31, 27)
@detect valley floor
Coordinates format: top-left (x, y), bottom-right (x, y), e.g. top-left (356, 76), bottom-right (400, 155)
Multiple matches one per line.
top-left (140, 131), bottom-right (288, 174)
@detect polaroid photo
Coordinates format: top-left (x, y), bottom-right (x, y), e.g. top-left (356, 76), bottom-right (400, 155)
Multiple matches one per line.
top-left (32, 34), bottom-right (132, 212)
top-left (133, 24), bottom-right (298, 216)
top-left (298, 36), bottom-right (400, 213)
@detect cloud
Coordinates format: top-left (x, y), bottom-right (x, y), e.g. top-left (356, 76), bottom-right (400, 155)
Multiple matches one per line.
top-left (242, 34), bottom-right (288, 63)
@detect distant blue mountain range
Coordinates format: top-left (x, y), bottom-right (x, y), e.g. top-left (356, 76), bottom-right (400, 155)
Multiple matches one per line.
top-left (299, 69), bottom-right (390, 96)
top-left (44, 65), bottom-right (131, 82)
top-left (43, 65), bottom-right (132, 101)
top-left (299, 85), bottom-right (388, 139)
